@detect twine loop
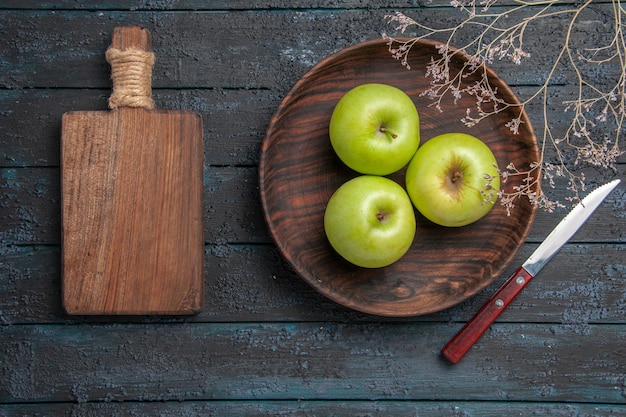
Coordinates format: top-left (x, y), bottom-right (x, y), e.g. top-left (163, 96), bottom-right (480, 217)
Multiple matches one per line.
top-left (106, 47), bottom-right (155, 109)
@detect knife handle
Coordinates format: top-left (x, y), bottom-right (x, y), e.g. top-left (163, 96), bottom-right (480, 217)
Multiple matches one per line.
top-left (441, 266), bottom-right (534, 364)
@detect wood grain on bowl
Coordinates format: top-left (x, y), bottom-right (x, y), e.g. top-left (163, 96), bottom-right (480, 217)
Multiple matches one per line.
top-left (259, 38), bottom-right (540, 317)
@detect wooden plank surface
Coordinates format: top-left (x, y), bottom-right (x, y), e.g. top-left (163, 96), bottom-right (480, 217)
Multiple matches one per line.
top-left (2, 166), bottom-right (624, 246)
top-left (0, 1), bottom-right (625, 415)
top-left (2, 323), bottom-right (625, 403)
top-left (61, 109), bottom-right (205, 314)
top-left (0, 5), bottom-right (623, 91)
top-left (60, 27), bottom-right (204, 315)
top-left (2, 87), bottom-right (625, 169)
top-left (3, 402), bottom-right (626, 417)
top-left (1, 243), bottom-right (625, 325)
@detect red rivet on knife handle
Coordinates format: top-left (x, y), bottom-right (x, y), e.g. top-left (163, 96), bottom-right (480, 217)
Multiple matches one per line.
top-left (441, 266), bottom-right (534, 364)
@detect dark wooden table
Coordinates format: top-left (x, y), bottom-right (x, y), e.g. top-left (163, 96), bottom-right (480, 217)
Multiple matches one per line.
top-left (1, 1), bottom-right (625, 416)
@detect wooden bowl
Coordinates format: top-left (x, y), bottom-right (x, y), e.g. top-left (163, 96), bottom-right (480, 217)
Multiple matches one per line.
top-left (259, 38), bottom-right (540, 316)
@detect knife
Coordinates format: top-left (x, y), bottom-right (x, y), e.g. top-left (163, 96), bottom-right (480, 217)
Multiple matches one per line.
top-left (441, 179), bottom-right (621, 364)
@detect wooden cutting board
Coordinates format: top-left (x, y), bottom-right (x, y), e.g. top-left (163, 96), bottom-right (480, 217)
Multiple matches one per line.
top-left (61, 27), bottom-right (204, 315)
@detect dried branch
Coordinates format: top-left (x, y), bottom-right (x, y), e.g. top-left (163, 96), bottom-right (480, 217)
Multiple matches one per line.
top-left (383, 0), bottom-right (625, 213)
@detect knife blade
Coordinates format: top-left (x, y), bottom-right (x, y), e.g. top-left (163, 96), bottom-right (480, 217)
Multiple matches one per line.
top-left (441, 179), bottom-right (621, 364)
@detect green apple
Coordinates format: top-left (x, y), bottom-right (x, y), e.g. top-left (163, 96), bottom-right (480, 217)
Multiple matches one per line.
top-left (329, 83), bottom-right (420, 175)
top-left (405, 133), bottom-right (500, 227)
top-left (324, 175), bottom-right (416, 268)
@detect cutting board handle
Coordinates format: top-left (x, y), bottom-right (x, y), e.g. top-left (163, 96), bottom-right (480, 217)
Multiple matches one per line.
top-left (105, 26), bottom-right (155, 109)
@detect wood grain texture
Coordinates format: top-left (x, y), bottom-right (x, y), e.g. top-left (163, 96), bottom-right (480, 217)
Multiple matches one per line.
top-left (2, 322), bottom-right (625, 403)
top-left (441, 266), bottom-right (536, 363)
top-left (0, 0), bottom-right (459, 10)
top-left (1, 2), bottom-right (625, 414)
top-left (3, 87), bottom-right (625, 169)
top-left (1, 5), bottom-right (622, 90)
top-left (1, 165), bottom-right (623, 247)
top-left (2, 243), bottom-right (625, 325)
top-left (3, 402), bottom-right (626, 417)
top-left (61, 27), bottom-right (204, 314)
top-left (260, 38), bottom-right (540, 316)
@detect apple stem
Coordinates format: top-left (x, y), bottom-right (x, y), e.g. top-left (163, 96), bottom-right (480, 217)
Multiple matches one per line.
top-left (376, 211), bottom-right (386, 222)
top-left (379, 127), bottom-right (397, 139)
top-left (452, 171), bottom-right (463, 183)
